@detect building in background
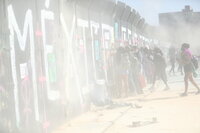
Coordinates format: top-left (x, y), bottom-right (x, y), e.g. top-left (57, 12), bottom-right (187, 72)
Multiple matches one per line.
top-left (159, 5), bottom-right (200, 52)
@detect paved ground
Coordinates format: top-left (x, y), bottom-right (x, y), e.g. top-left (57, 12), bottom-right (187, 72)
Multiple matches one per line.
top-left (52, 74), bottom-right (200, 133)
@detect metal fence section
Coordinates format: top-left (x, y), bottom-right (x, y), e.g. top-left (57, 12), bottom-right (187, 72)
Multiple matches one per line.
top-left (0, 0), bottom-right (153, 132)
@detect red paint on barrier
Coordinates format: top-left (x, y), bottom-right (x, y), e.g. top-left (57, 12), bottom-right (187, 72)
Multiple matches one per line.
top-left (36, 30), bottom-right (43, 36)
top-left (39, 76), bottom-right (46, 82)
top-left (43, 121), bottom-right (50, 129)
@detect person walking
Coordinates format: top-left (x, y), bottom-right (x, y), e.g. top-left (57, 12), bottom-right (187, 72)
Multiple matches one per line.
top-left (168, 46), bottom-right (176, 75)
top-left (180, 43), bottom-right (200, 96)
top-left (150, 47), bottom-right (170, 92)
top-left (176, 50), bottom-right (184, 75)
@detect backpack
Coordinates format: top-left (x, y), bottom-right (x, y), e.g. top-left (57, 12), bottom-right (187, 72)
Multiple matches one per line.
top-left (191, 56), bottom-right (199, 70)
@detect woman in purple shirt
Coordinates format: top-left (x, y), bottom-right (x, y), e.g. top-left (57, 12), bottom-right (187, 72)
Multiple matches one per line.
top-left (180, 43), bottom-right (200, 96)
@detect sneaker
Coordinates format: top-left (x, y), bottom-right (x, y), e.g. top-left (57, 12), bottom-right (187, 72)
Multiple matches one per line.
top-left (193, 72), bottom-right (198, 78)
top-left (180, 93), bottom-right (187, 97)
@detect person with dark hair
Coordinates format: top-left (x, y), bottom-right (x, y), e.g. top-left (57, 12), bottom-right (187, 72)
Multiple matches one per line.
top-left (168, 46), bottom-right (176, 75)
top-left (176, 50), bottom-right (184, 75)
top-left (129, 47), bottom-right (144, 95)
top-left (114, 47), bottom-right (125, 97)
top-left (180, 43), bottom-right (200, 96)
top-left (150, 47), bottom-right (170, 91)
top-left (141, 47), bottom-right (154, 84)
top-left (115, 46), bottom-right (130, 97)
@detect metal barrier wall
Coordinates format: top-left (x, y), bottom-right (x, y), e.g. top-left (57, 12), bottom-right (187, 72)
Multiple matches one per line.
top-left (0, 0), bottom-right (150, 132)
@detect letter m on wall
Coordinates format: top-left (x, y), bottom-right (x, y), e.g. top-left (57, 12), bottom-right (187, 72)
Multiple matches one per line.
top-left (7, 5), bottom-right (39, 126)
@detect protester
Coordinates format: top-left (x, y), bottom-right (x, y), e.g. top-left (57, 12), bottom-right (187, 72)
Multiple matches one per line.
top-left (150, 47), bottom-right (170, 91)
top-left (168, 46), bottom-right (176, 75)
top-left (176, 50), bottom-right (184, 75)
top-left (180, 43), bottom-right (200, 96)
top-left (114, 47), bottom-right (130, 97)
top-left (129, 46), bottom-right (144, 94)
top-left (141, 47), bottom-right (154, 84)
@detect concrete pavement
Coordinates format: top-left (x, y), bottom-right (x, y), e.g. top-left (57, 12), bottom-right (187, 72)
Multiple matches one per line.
top-left (52, 75), bottom-right (200, 133)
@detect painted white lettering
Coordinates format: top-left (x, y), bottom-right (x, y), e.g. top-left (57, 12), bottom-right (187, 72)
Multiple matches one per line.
top-left (90, 21), bottom-right (100, 80)
top-left (7, 5), bottom-right (40, 125)
top-left (60, 14), bottom-right (83, 104)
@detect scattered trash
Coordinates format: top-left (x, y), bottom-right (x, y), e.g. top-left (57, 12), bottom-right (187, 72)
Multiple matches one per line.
top-left (134, 104), bottom-right (142, 109)
top-left (131, 117), bottom-right (158, 128)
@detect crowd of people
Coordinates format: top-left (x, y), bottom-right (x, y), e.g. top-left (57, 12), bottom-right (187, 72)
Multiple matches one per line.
top-left (107, 43), bottom-right (200, 98)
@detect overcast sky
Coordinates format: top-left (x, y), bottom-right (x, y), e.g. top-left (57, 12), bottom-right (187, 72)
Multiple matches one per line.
top-left (119, 0), bottom-right (200, 26)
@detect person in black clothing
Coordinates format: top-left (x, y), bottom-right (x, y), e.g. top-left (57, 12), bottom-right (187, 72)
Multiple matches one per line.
top-left (176, 50), bottom-right (184, 75)
top-left (168, 46), bottom-right (176, 75)
top-left (114, 47), bottom-right (130, 97)
top-left (150, 47), bottom-right (170, 91)
top-left (128, 46), bottom-right (143, 95)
